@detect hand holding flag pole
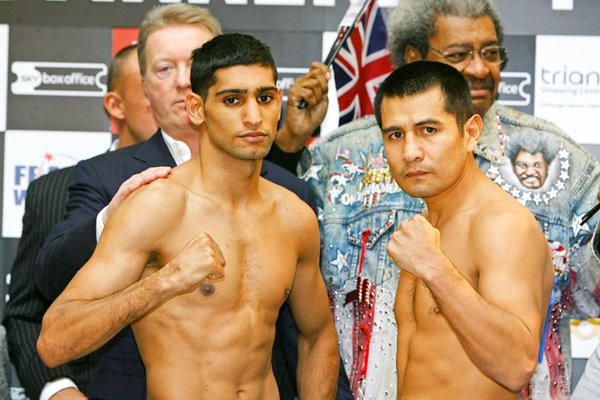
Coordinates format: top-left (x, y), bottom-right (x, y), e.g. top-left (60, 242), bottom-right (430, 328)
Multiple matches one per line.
top-left (297, 0), bottom-right (372, 109)
top-left (580, 202), bottom-right (600, 226)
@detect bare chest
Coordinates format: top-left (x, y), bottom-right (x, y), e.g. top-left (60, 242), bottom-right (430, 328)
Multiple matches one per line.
top-left (413, 224), bottom-right (478, 324)
top-left (152, 208), bottom-right (298, 311)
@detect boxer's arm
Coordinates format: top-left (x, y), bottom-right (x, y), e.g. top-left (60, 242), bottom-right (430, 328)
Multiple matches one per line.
top-left (288, 209), bottom-right (339, 399)
top-left (394, 270), bottom-right (416, 395)
top-left (37, 182), bottom-right (223, 368)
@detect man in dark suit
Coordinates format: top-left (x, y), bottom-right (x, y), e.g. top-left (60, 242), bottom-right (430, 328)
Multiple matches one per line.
top-left (3, 44), bottom-right (157, 400)
top-left (5, 167), bottom-right (90, 399)
top-left (34, 4), bottom-right (350, 400)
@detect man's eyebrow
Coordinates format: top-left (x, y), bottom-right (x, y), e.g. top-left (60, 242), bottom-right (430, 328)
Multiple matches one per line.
top-left (445, 40), bottom-right (500, 48)
top-left (257, 86), bottom-right (278, 93)
top-left (382, 118), bottom-right (441, 133)
top-left (415, 118), bottom-right (441, 126)
top-left (215, 88), bottom-right (247, 96)
top-left (382, 126), bottom-right (401, 134)
top-left (215, 86), bottom-right (278, 96)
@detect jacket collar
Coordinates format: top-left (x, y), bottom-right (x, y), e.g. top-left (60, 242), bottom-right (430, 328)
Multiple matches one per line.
top-left (132, 129), bottom-right (177, 167)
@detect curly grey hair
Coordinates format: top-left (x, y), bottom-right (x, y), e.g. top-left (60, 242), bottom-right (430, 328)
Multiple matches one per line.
top-left (506, 130), bottom-right (561, 167)
top-left (387, 0), bottom-right (504, 68)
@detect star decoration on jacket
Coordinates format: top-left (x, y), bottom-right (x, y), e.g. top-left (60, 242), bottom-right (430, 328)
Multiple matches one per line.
top-left (303, 164), bottom-right (323, 182)
top-left (330, 250), bottom-right (349, 274)
top-left (489, 144), bottom-right (570, 206)
top-left (572, 213), bottom-right (591, 237)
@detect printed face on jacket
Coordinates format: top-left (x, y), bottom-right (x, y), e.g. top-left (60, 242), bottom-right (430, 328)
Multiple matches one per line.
top-left (506, 131), bottom-right (560, 191)
top-left (513, 150), bottom-right (548, 189)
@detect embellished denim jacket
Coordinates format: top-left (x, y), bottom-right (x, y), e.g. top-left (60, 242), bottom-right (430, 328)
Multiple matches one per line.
top-left (298, 103), bottom-right (600, 400)
top-left (299, 116), bottom-right (424, 399)
top-left (478, 103), bottom-right (600, 399)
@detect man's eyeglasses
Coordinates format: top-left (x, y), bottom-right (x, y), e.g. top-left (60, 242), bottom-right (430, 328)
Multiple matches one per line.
top-left (429, 45), bottom-right (508, 66)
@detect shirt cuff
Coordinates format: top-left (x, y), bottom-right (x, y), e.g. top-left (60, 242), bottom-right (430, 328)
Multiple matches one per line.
top-left (96, 206), bottom-right (108, 242)
top-left (39, 378), bottom-right (78, 400)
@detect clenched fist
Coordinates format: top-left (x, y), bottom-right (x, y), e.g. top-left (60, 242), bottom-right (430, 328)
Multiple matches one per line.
top-left (164, 232), bottom-right (226, 295)
top-left (386, 215), bottom-right (445, 279)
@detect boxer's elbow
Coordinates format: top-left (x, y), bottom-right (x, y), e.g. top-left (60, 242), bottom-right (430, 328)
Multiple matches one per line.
top-left (37, 316), bottom-right (66, 368)
top-left (37, 335), bottom-right (59, 368)
top-left (501, 354), bottom-right (538, 393)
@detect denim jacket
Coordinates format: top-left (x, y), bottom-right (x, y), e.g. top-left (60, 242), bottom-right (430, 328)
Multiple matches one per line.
top-left (299, 116), bottom-right (424, 399)
top-left (478, 103), bottom-right (600, 399)
top-left (298, 103), bottom-right (600, 400)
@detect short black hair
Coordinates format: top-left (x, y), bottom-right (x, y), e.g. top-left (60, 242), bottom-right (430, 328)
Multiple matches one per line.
top-left (190, 33), bottom-right (277, 99)
top-left (374, 61), bottom-right (473, 129)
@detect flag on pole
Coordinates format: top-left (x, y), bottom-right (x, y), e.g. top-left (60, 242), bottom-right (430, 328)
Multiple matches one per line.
top-left (333, 0), bottom-right (393, 127)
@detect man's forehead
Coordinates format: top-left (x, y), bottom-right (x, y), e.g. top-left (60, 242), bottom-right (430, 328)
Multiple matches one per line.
top-left (384, 87), bottom-right (445, 108)
top-left (382, 89), bottom-right (449, 125)
top-left (211, 65), bottom-right (277, 92)
top-left (150, 22), bottom-right (213, 36)
top-left (430, 14), bottom-right (498, 48)
top-left (517, 151), bottom-right (545, 159)
top-left (146, 24), bottom-right (214, 51)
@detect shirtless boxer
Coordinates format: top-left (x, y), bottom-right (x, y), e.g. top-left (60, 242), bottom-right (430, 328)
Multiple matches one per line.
top-left (374, 61), bottom-right (554, 399)
top-left (37, 33), bottom-right (339, 400)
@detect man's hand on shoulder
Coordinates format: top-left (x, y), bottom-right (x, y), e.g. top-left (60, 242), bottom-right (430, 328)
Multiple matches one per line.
top-left (276, 62), bottom-right (330, 153)
top-left (103, 166), bottom-right (171, 224)
top-left (49, 387), bottom-right (88, 400)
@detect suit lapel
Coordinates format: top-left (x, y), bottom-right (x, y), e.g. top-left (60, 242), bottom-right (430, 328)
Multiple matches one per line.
top-left (132, 129), bottom-right (177, 168)
top-left (260, 160), bottom-right (270, 178)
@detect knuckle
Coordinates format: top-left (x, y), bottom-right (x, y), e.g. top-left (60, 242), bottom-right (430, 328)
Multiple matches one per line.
top-left (197, 232), bottom-right (210, 241)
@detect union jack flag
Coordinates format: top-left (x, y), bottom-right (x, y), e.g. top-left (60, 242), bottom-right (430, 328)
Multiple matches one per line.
top-left (333, 0), bottom-right (393, 127)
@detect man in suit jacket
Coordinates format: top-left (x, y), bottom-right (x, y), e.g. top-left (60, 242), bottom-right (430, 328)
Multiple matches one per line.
top-left (4, 167), bottom-right (92, 398)
top-left (35, 4), bottom-right (350, 400)
top-left (3, 44), bottom-right (157, 400)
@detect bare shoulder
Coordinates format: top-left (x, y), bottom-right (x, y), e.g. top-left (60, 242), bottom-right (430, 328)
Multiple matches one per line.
top-left (470, 192), bottom-right (547, 253)
top-left (260, 178), bottom-right (317, 230)
top-left (473, 194), bottom-right (538, 232)
top-left (467, 186), bottom-right (553, 311)
top-left (112, 170), bottom-right (189, 227)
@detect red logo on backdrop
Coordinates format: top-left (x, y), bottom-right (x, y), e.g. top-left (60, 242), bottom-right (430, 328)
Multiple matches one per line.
top-left (110, 28), bottom-right (140, 134)
top-left (112, 28), bottom-right (139, 57)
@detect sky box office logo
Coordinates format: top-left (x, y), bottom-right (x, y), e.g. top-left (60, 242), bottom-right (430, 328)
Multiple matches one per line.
top-left (11, 61), bottom-right (107, 97)
top-left (277, 67), bottom-right (308, 102)
top-left (497, 71), bottom-right (532, 107)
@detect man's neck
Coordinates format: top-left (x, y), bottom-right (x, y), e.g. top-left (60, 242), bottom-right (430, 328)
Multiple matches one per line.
top-left (115, 126), bottom-right (135, 149)
top-left (116, 135), bottom-right (132, 149)
top-left (196, 148), bottom-right (264, 206)
top-left (424, 157), bottom-right (485, 227)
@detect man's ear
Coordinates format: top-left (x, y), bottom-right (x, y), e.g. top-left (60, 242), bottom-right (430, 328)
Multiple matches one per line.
top-left (186, 93), bottom-right (205, 126)
top-left (464, 114), bottom-right (483, 152)
top-left (277, 88), bottom-right (283, 121)
top-left (103, 91), bottom-right (125, 120)
top-left (404, 45), bottom-right (424, 64)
